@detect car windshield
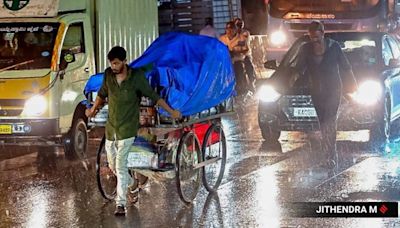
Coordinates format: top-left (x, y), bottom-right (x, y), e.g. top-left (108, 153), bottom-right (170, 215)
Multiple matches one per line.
top-left (281, 34), bottom-right (377, 69)
top-left (340, 39), bottom-right (377, 66)
top-left (0, 23), bottom-right (59, 71)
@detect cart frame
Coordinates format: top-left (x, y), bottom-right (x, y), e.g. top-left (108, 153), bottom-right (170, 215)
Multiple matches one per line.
top-left (95, 102), bottom-right (233, 204)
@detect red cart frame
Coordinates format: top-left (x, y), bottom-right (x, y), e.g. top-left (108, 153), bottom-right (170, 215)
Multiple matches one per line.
top-left (94, 99), bottom-right (234, 204)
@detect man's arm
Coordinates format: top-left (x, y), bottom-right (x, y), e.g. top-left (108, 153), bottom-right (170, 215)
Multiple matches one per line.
top-left (86, 72), bottom-right (108, 118)
top-left (337, 43), bottom-right (358, 93)
top-left (291, 44), bottom-right (307, 74)
top-left (137, 71), bottom-right (182, 119)
top-left (86, 96), bottom-right (105, 118)
top-left (229, 32), bottom-right (248, 54)
top-left (232, 31), bottom-right (250, 54)
top-left (283, 44), bottom-right (308, 88)
top-left (220, 35), bottom-right (239, 52)
top-left (156, 99), bottom-right (181, 119)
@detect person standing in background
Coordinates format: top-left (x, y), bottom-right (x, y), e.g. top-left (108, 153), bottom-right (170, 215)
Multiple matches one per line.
top-left (220, 21), bottom-right (248, 95)
top-left (234, 17), bottom-right (256, 92)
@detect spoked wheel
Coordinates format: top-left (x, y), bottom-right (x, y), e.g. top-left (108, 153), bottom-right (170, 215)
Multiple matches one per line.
top-left (201, 124), bottom-right (227, 193)
top-left (96, 136), bottom-right (117, 200)
top-left (176, 131), bottom-right (202, 204)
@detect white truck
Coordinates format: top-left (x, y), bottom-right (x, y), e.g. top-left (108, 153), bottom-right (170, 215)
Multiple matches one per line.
top-left (0, 0), bottom-right (158, 158)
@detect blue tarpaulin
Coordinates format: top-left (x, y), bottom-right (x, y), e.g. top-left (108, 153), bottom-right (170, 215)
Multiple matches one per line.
top-left (84, 73), bottom-right (104, 96)
top-left (84, 32), bottom-right (235, 116)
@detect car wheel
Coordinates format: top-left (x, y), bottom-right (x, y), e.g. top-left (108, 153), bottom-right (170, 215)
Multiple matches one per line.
top-left (260, 125), bottom-right (281, 142)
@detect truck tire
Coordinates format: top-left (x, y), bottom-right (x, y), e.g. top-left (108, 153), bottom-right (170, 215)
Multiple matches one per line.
top-left (260, 125), bottom-right (280, 142)
top-left (64, 118), bottom-right (88, 160)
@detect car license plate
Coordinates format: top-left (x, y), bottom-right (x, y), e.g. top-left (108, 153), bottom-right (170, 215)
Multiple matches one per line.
top-left (293, 107), bottom-right (317, 117)
top-left (0, 125), bottom-right (12, 134)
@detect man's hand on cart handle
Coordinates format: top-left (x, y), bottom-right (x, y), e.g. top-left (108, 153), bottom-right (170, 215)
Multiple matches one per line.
top-left (85, 107), bottom-right (98, 118)
top-left (157, 99), bottom-right (182, 119)
top-left (170, 110), bottom-right (182, 119)
top-left (86, 96), bottom-right (104, 118)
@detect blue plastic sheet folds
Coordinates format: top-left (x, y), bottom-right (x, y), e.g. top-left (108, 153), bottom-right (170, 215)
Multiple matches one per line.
top-left (84, 32), bottom-right (235, 116)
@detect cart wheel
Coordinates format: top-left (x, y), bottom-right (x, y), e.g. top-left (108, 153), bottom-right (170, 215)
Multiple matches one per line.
top-left (176, 131), bottom-right (202, 204)
top-left (96, 135), bottom-right (117, 200)
top-left (202, 124), bottom-right (227, 193)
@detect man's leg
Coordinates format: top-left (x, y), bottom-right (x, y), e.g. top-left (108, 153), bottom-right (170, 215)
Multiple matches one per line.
top-left (320, 115), bottom-right (338, 162)
top-left (115, 137), bottom-right (135, 209)
top-left (320, 117), bottom-right (338, 170)
top-left (105, 139), bottom-right (117, 173)
top-left (314, 96), bottom-right (339, 167)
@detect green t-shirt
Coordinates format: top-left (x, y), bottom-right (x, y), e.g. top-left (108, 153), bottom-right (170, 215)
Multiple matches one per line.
top-left (98, 66), bottom-right (160, 140)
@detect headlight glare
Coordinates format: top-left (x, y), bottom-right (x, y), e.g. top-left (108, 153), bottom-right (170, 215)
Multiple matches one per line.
top-left (269, 31), bottom-right (287, 46)
top-left (23, 95), bottom-right (47, 116)
top-left (257, 85), bottom-right (281, 102)
top-left (351, 80), bottom-right (382, 105)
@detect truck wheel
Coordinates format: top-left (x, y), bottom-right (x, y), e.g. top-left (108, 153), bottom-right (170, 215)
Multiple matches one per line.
top-left (64, 118), bottom-right (88, 160)
top-left (260, 125), bottom-right (280, 142)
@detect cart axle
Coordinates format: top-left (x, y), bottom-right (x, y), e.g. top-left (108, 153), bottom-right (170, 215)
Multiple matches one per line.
top-left (193, 157), bottom-right (221, 169)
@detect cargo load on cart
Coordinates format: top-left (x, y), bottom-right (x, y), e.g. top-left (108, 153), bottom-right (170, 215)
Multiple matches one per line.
top-left (84, 31), bottom-right (236, 124)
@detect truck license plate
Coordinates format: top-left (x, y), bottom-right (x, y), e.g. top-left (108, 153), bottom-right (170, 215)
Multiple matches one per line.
top-left (293, 107), bottom-right (317, 117)
top-left (0, 125), bottom-right (12, 134)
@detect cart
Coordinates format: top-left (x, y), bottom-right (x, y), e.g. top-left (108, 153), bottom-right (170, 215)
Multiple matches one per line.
top-left (93, 98), bottom-right (234, 204)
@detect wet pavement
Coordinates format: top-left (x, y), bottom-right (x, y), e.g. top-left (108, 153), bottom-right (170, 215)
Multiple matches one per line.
top-left (1, 96), bottom-right (400, 227)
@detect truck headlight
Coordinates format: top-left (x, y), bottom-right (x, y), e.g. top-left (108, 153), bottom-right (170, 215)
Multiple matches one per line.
top-left (350, 80), bottom-right (382, 106)
top-left (23, 95), bottom-right (48, 116)
top-left (269, 31), bottom-right (287, 47)
top-left (257, 85), bottom-right (281, 103)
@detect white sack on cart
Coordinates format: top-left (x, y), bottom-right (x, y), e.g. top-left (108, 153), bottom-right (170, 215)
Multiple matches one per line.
top-left (127, 146), bottom-right (157, 168)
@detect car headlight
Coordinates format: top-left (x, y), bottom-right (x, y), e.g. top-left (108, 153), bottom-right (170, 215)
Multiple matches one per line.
top-left (23, 95), bottom-right (48, 116)
top-left (350, 80), bottom-right (382, 105)
top-left (269, 31), bottom-right (287, 47)
top-left (257, 85), bottom-right (281, 102)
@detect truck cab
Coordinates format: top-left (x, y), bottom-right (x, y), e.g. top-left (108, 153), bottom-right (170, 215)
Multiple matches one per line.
top-left (0, 0), bottom-right (158, 159)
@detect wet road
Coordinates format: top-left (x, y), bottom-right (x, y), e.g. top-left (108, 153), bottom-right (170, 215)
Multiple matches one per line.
top-left (1, 97), bottom-right (400, 228)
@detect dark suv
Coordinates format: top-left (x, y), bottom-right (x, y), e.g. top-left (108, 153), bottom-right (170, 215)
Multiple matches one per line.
top-left (257, 32), bottom-right (400, 143)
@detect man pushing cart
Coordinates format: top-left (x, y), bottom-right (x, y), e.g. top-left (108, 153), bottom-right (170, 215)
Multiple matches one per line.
top-left (84, 32), bottom-right (235, 216)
